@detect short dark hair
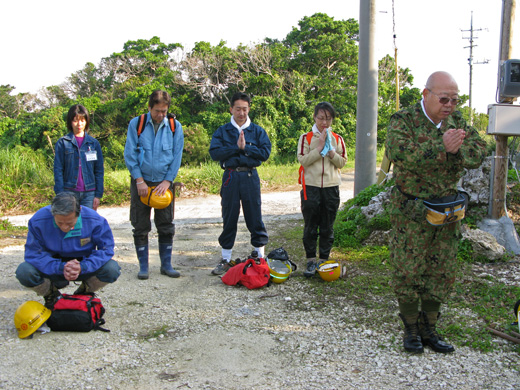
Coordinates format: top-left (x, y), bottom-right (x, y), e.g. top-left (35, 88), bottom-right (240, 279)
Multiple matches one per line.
top-left (51, 192), bottom-right (80, 217)
top-left (66, 104), bottom-right (90, 132)
top-left (314, 102), bottom-right (336, 119)
top-left (148, 90), bottom-right (171, 109)
top-left (231, 92), bottom-right (251, 107)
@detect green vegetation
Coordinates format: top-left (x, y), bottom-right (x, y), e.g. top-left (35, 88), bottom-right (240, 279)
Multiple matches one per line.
top-left (3, 12), bottom-right (484, 175)
top-left (143, 325), bottom-right (169, 340)
top-left (334, 183), bottom-right (392, 249)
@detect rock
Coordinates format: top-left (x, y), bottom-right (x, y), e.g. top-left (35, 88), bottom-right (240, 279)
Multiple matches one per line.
top-left (478, 216), bottom-right (520, 255)
top-left (460, 224), bottom-right (506, 261)
top-left (361, 190), bottom-right (391, 221)
top-left (460, 156), bottom-right (492, 206)
top-left (363, 230), bottom-right (391, 246)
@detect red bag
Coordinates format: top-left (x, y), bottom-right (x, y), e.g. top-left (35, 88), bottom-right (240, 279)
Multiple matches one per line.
top-left (222, 257), bottom-right (270, 289)
top-left (47, 293), bottom-right (108, 332)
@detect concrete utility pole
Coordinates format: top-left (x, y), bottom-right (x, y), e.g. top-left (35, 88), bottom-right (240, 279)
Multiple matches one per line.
top-left (354, 0), bottom-right (378, 195)
top-left (461, 11), bottom-right (489, 125)
top-left (491, 0), bottom-right (516, 219)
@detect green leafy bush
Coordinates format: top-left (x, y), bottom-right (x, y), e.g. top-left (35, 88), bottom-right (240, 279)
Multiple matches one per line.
top-left (334, 183), bottom-right (391, 249)
top-left (182, 123), bottom-right (210, 166)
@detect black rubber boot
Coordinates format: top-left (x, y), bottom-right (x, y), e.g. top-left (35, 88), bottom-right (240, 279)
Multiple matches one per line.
top-left (399, 313), bottom-right (424, 353)
top-left (419, 311), bottom-right (455, 353)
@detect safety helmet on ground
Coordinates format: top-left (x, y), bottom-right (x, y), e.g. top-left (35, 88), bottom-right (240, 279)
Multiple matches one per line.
top-left (140, 187), bottom-right (173, 209)
top-left (14, 301), bottom-right (52, 339)
top-left (514, 299), bottom-right (520, 333)
top-left (267, 258), bottom-right (292, 284)
top-left (317, 260), bottom-right (341, 282)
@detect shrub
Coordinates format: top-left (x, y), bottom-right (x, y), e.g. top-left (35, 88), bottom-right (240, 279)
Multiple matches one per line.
top-left (334, 183), bottom-right (391, 249)
top-left (182, 123), bottom-right (210, 166)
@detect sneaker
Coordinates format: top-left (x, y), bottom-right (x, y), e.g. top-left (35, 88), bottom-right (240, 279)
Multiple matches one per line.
top-left (211, 259), bottom-right (232, 275)
top-left (303, 260), bottom-right (317, 277)
top-left (44, 286), bottom-right (62, 310)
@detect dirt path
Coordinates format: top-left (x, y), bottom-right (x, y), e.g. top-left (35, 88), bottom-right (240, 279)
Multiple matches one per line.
top-left (1, 172), bottom-right (519, 390)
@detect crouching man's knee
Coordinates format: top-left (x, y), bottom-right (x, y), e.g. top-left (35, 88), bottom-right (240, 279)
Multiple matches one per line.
top-left (94, 259), bottom-right (121, 283)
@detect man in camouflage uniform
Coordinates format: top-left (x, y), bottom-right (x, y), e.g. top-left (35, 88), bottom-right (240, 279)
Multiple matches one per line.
top-left (386, 71), bottom-right (487, 354)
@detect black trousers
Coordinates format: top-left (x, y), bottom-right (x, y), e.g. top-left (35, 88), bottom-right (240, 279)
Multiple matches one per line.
top-left (301, 185), bottom-right (340, 260)
top-left (129, 179), bottom-right (175, 246)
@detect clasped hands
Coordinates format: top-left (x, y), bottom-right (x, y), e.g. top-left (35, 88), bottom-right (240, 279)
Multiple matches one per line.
top-left (63, 259), bottom-right (81, 281)
top-left (443, 128), bottom-right (466, 154)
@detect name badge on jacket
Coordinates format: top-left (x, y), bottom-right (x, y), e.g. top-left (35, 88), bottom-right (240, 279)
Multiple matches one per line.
top-left (85, 151), bottom-right (97, 161)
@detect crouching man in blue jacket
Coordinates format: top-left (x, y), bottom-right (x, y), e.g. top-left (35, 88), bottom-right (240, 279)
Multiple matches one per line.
top-left (16, 192), bottom-right (121, 309)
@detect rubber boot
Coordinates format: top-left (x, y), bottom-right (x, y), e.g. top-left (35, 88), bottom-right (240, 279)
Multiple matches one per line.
top-left (31, 279), bottom-right (62, 310)
top-left (73, 277), bottom-right (108, 294)
top-left (399, 313), bottom-right (424, 353)
top-left (419, 311), bottom-right (455, 353)
top-left (136, 245), bottom-right (149, 280)
top-left (159, 243), bottom-right (180, 278)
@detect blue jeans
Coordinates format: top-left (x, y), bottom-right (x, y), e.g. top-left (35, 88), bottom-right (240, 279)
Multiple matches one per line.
top-left (16, 260), bottom-right (121, 288)
top-left (71, 191), bottom-right (96, 209)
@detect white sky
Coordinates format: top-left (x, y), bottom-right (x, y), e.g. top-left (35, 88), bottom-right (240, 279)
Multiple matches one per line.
top-left (0, 0), bottom-right (518, 114)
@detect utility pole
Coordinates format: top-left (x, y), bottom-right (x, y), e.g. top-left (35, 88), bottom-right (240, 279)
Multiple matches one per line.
top-left (354, 0), bottom-right (378, 195)
top-left (491, 0), bottom-right (516, 219)
top-left (461, 11), bottom-right (489, 125)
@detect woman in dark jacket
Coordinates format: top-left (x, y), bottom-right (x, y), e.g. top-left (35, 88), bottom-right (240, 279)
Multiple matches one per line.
top-left (54, 104), bottom-right (104, 210)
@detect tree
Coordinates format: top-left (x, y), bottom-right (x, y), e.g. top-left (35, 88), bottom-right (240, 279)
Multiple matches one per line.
top-left (179, 40), bottom-right (240, 104)
top-left (377, 55), bottom-right (419, 146)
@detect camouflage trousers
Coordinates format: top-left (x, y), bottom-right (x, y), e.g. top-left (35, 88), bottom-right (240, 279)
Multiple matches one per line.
top-left (387, 188), bottom-right (461, 304)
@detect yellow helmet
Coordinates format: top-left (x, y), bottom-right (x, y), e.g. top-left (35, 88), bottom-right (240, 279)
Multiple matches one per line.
top-left (14, 301), bottom-right (52, 339)
top-left (317, 261), bottom-right (341, 282)
top-left (140, 187), bottom-right (173, 209)
top-left (267, 258), bottom-right (292, 284)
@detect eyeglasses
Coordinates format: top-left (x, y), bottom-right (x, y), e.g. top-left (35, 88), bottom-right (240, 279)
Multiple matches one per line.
top-left (428, 89), bottom-right (461, 105)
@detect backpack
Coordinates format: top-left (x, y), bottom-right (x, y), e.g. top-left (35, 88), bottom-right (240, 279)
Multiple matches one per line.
top-left (221, 256), bottom-right (271, 289)
top-left (298, 131), bottom-right (340, 200)
top-left (136, 113), bottom-right (176, 137)
top-left (46, 293), bottom-right (109, 332)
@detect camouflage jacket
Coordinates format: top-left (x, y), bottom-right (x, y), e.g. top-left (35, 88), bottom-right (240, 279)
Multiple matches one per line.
top-left (386, 102), bottom-right (487, 199)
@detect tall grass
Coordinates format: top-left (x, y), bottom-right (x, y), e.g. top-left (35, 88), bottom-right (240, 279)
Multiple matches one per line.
top-left (0, 146), bottom-right (54, 188)
top-left (0, 146), bottom-right (54, 214)
top-left (0, 145), bottom-right (385, 215)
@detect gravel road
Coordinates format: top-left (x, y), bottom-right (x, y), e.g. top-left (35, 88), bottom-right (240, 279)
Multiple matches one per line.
top-left (1, 173), bottom-right (519, 389)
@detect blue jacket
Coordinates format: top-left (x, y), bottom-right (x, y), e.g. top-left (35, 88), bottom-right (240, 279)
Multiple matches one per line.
top-left (24, 206), bottom-right (115, 276)
top-left (54, 132), bottom-right (104, 198)
top-left (209, 122), bottom-right (271, 169)
top-left (124, 113), bottom-right (184, 182)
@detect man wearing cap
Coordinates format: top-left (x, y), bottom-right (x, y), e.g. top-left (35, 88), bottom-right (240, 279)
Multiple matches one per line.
top-left (124, 90), bottom-right (184, 279)
top-left (16, 192), bottom-right (121, 309)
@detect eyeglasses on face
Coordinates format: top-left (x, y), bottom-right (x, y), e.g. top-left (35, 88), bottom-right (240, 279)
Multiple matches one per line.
top-left (428, 89), bottom-right (461, 105)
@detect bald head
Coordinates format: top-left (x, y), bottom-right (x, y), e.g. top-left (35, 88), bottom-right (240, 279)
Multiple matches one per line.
top-left (425, 71), bottom-right (458, 92)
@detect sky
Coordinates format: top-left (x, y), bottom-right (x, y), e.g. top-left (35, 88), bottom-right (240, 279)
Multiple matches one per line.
top-left (0, 0), bottom-right (518, 114)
